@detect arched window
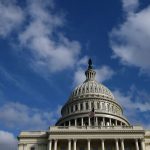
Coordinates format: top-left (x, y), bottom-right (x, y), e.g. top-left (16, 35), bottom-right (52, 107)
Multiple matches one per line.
top-left (75, 104), bottom-right (78, 111)
top-left (91, 101), bottom-right (94, 108)
top-left (71, 105), bottom-right (73, 112)
top-left (80, 103), bottom-right (83, 110)
top-left (97, 102), bottom-right (100, 109)
top-left (86, 102), bottom-right (89, 110)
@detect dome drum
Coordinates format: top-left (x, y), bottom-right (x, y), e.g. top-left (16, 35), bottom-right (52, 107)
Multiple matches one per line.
top-left (61, 98), bottom-right (123, 117)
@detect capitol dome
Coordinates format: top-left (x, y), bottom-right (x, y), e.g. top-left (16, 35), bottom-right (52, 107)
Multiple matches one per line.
top-left (70, 79), bottom-right (114, 100)
top-left (56, 59), bottom-right (130, 127)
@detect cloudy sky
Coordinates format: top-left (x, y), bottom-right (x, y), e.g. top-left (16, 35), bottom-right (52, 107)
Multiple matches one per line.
top-left (0, 0), bottom-right (150, 149)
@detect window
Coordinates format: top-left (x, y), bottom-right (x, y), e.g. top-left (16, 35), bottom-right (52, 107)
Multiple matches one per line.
top-left (86, 102), bottom-right (89, 110)
top-left (67, 107), bottom-right (70, 114)
top-left (71, 106), bottom-right (73, 112)
top-left (80, 103), bottom-right (83, 110)
top-left (102, 103), bottom-right (105, 110)
top-left (31, 147), bottom-right (35, 150)
top-left (97, 102), bottom-right (100, 109)
top-left (91, 101), bottom-right (94, 108)
top-left (75, 105), bottom-right (78, 111)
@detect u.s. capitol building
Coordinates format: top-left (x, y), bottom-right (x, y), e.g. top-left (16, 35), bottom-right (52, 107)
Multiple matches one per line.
top-left (18, 59), bottom-right (150, 150)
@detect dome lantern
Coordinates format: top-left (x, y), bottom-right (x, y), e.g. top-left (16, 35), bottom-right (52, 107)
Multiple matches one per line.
top-left (85, 58), bottom-right (96, 81)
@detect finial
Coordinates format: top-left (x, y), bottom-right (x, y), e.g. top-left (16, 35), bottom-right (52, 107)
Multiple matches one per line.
top-left (88, 58), bottom-right (93, 69)
top-left (85, 58), bottom-right (96, 81)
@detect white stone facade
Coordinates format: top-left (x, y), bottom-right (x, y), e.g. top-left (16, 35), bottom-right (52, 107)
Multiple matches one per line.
top-left (18, 60), bottom-right (150, 150)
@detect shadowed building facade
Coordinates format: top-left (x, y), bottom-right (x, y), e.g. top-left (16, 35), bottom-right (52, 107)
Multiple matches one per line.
top-left (18, 59), bottom-right (150, 150)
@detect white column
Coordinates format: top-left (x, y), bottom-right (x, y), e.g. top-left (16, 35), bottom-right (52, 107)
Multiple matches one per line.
top-left (103, 117), bottom-right (105, 126)
top-left (88, 117), bottom-right (91, 126)
top-left (95, 117), bottom-right (98, 126)
top-left (73, 105), bottom-right (75, 112)
top-left (115, 139), bottom-right (119, 150)
top-left (121, 139), bottom-right (124, 150)
top-left (101, 139), bottom-right (105, 150)
top-left (69, 120), bottom-right (71, 126)
top-left (88, 139), bottom-right (90, 150)
top-left (109, 118), bottom-right (112, 126)
top-left (18, 144), bottom-right (21, 150)
top-left (135, 139), bottom-right (139, 150)
top-left (89, 102), bottom-right (91, 110)
top-left (49, 140), bottom-right (52, 150)
top-left (68, 139), bottom-right (71, 150)
top-left (81, 118), bottom-right (84, 126)
top-left (115, 120), bottom-right (117, 126)
top-left (54, 139), bottom-right (57, 150)
top-left (73, 139), bottom-right (77, 150)
top-left (78, 103), bottom-right (80, 111)
top-left (75, 119), bottom-right (77, 126)
top-left (83, 102), bottom-right (85, 110)
top-left (141, 139), bottom-right (145, 150)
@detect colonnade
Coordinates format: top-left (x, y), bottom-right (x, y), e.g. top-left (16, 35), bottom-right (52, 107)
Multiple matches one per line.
top-left (48, 139), bottom-right (145, 150)
top-left (62, 116), bottom-right (126, 127)
top-left (63, 100), bottom-right (122, 117)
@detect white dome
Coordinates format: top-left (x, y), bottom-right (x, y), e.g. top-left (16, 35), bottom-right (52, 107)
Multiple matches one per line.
top-left (70, 80), bottom-right (114, 100)
top-left (56, 59), bottom-right (130, 126)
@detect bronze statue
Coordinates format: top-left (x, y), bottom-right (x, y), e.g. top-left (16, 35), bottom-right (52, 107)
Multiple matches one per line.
top-left (88, 58), bottom-right (93, 69)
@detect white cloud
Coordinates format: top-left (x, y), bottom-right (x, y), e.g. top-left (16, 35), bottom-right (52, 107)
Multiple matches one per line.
top-left (113, 87), bottom-right (150, 127)
top-left (0, 0), bottom-right (81, 75)
top-left (73, 67), bottom-right (85, 86)
top-left (110, 1), bottom-right (150, 75)
top-left (73, 65), bottom-right (115, 86)
top-left (0, 130), bottom-right (17, 150)
top-left (18, 0), bottom-right (81, 74)
top-left (0, 102), bottom-right (60, 130)
top-left (0, 0), bottom-right (24, 37)
top-left (122, 0), bottom-right (139, 13)
top-left (95, 66), bottom-right (115, 83)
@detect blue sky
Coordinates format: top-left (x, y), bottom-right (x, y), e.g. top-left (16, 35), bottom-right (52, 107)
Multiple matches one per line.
top-left (0, 0), bottom-right (150, 149)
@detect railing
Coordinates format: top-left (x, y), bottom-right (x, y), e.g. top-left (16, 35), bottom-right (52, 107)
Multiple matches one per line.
top-left (50, 125), bottom-right (143, 131)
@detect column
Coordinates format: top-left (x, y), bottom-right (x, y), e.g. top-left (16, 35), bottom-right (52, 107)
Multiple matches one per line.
top-left (73, 105), bottom-right (75, 112)
top-left (95, 117), bottom-right (98, 126)
top-left (18, 144), bottom-right (21, 150)
top-left (89, 102), bottom-right (91, 110)
top-left (115, 120), bottom-right (117, 126)
top-left (103, 117), bottom-right (105, 126)
top-left (88, 139), bottom-right (91, 150)
top-left (78, 103), bottom-right (80, 111)
top-left (115, 139), bottom-right (119, 150)
top-left (121, 139), bottom-right (124, 150)
top-left (88, 117), bottom-right (91, 126)
top-left (135, 139), bottom-right (139, 150)
top-left (141, 139), bottom-right (145, 150)
top-left (81, 117), bottom-right (84, 126)
top-left (101, 139), bottom-right (105, 150)
top-left (68, 139), bottom-right (71, 150)
top-left (75, 119), bottom-right (77, 126)
top-left (48, 140), bottom-right (52, 150)
top-left (73, 139), bottom-right (77, 150)
top-left (54, 139), bottom-right (57, 150)
top-left (83, 102), bottom-right (86, 110)
top-left (69, 120), bottom-right (71, 126)
top-left (109, 118), bottom-right (112, 126)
